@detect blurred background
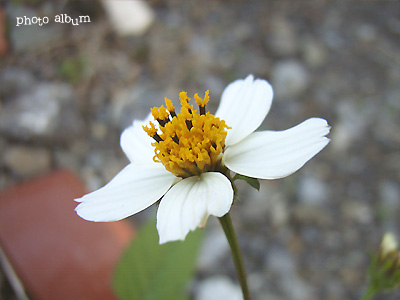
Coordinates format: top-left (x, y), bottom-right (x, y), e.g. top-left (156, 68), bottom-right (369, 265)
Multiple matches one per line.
top-left (1, 1), bottom-right (400, 300)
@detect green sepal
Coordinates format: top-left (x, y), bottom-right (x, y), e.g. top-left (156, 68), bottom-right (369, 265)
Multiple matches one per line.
top-left (233, 173), bottom-right (260, 191)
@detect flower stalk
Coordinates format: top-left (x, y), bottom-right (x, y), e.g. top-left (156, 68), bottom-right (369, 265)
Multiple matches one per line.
top-left (219, 212), bottom-right (251, 300)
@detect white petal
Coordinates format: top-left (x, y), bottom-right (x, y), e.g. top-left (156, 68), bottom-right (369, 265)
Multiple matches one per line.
top-left (75, 163), bottom-right (176, 221)
top-left (223, 118), bottom-right (330, 179)
top-left (156, 172), bottom-right (233, 244)
top-left (120, 113), bottom-right (156, 163)
top-left (215, 74), bottom-right (273, 146)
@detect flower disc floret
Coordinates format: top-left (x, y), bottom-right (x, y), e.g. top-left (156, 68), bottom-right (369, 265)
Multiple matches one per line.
top-left (143, 91), bottom-right (230, 177)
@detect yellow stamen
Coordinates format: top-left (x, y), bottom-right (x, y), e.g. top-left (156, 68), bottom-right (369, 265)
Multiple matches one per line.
top-left (179, 91), bottom-right (190, 105)
top-left (194, 90), bottom-right (209, 107)
top-left (150, 105), bottom-right (170, 127)
top-left (143, 91), bottom-right (230, 177)
top-left (142, 122), bottom-right (158, 136)
top-left (194, 90), bottom-right (209, 115)
top-left (150, 107), bottom-right (159, 119)
top-left (158, 105), bottom-right (169, 120)
top-left (165, 97), bottom-right (176, 116)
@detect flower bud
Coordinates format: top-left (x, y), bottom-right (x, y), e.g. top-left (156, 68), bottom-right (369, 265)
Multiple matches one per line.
top-left (368, 233), bottom-right (400, 293)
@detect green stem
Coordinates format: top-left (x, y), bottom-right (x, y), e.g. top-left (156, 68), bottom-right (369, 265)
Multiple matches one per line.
top-left (360, 285), bottom-right (377, 300)
top-left (218, 212), bottom-right (251, 300)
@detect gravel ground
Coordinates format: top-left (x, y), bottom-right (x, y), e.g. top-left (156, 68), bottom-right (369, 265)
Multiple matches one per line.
top-left (1, 1), bottom-right (400, 300)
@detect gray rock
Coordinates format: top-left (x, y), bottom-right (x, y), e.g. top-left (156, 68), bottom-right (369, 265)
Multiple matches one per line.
top-left (195, 276), bottom-right (243, 300)
top-left (241, 183), bottom-right (272, 221)
top-left (0, 138), bottom-right (7, 184)
top-left (101, 156), bottom-right (127, 183)
top-left (0, 83), bottom-right (83, 142)
top-left (331, 100), bottom-right (372, 153)
top-left (0, 173), bottom-right (13, 189)
top-left (69, 140), bottom-right (90, 159)
top-left (231, 22), bottom-right (253, 44)
top-left (380, 180), bottom-right (400, 208)
top-left (0, 67), bottom-right (35, 98)
top-left (247, 272), bottom-right (265, 295)
top-left (298, 174), bottom-right (329, 206)
top-left (342, 201), bottom-right (373, 225)
top-left (379, 180), bottom-right (400, 230)
top-left (266, 247), bottom-right (315, 300)
top-left (387, 65), bottom-right (400, 84)
top-left (372, 90), bottom-right (400, 145)
top-left (201, 75), bottom-right (226, 106)
top-left (80, 165), bottom-right (103, 192)
top-left (292, 204), bottom-right (331, 226)
top-left (111, 84), bottom-right (162, 130)
top-left (325, 279), bottom-right (346, 300)
top-left (269, 17), bottom-right (298, 56)
top-left (271, 60), bottom-right (309, 99)
top-left (236, 49), bottom-right (271, 77)
top-left (355, 23), bottom-right (377, 43)
top-left (242, 182), bottom-right (289, 227)
top-left (148, 27), bottom-right (181, 77)
top-left (283, 277), bottom-right (315, 300)
top-left (4, 146), bottom-right (51, 177)
top-left (54, 149), bottom-right (80, 173)
top-left (266, 247), bottom-right (296, 275)
top-left (302, 38), bottom-right (327, 68)
top-left (84, 151), bottom-right (107, 172)
top-left (197, 227), bottom-right (229, 272)
top-left (189, 35), bottom-right (215, 68)
top-left (268, 194), bottom-right (289, 227)
top-left (90, 122), bottom-right (109, 141)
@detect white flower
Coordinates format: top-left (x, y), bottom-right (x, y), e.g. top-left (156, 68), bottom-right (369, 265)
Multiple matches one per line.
top-left (75, 75), bottom-right (330, 244)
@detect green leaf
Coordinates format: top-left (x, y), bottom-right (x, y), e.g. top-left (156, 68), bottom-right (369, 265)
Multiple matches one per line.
top-left (113, 218), bottom-right (203, 300)
top-left (233, 174), bottom-right (260, 191)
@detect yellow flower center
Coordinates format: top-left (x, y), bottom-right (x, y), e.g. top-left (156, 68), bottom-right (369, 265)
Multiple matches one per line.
top-left (143, 90), bottom-right (230, 177)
